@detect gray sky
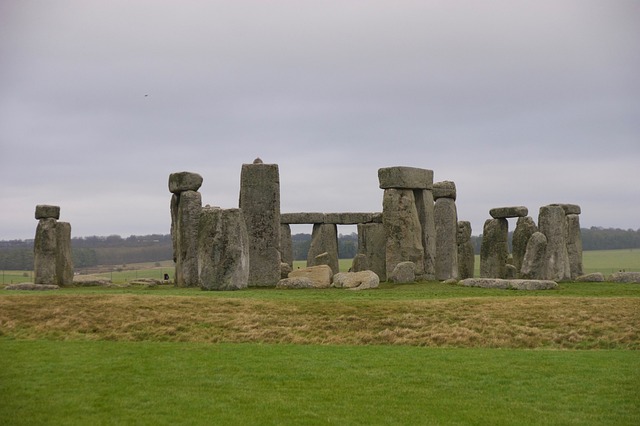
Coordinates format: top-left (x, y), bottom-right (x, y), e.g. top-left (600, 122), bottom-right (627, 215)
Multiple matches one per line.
top-left (1, 0), bottom-right (639, 240)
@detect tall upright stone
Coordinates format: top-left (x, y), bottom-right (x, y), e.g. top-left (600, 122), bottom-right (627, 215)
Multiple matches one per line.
top-left (433, 181), bottom-right (458, 281)
top-left (34, 217), bottom-right (58, 285)
top-left (356, 223), bottom-right (387, 280)
top-left (480, 218), bottom-right (508, 278)
top-left (279, 224), bottom-right (293, 267)
top-left (55, 222), bottom-right (74, 285)
top-left (307, 223), bottom-right (339, 275)
top-left (538, 204), bottom-right (571, 281)
top-left (415, 189), bottom-right (436, 279)
top-left (457, 221), bottom-right (474, 279)
top-left (560, 204), bottom-right (583, 279)
top-left (239, 159), bottom-right (281, 286)
top-left (520, 232), bottom-right (548, 279)
top-left (512, 216), bottom-right (537, 275)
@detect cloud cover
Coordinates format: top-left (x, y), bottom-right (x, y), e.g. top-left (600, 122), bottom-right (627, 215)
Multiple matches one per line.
top-left (1, 0), bottom-right (639, 239)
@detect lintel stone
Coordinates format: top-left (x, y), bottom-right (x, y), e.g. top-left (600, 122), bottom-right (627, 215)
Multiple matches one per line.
top-left (489, 206), bottom-right (528, 219)
top-left (35, 205), bottom-right (61, 220)
top-left (378, 167), bottom-right (433, 190)
top-left (433, 181), bottom-right (456, 200)
top-left (280, 213), bottom-right (325, 224)
top-left (168, 171), bottom-right (203, 194)
top-left (324, 212), bottom-right (382, 224)
top-left (556, 204), bottom-right (581, 215)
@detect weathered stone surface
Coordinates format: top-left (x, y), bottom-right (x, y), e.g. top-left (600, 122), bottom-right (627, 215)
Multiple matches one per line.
top-left (55, 222), bottom-right (74, 286)
top-left (457, 221), bottom-right (474, 280)
top-left (378, 167), bottom-right (433, 190)
top-left (480, 218), bottom-right (508, 279)
top-left (432, 181), bottom-right (456, 201)
top-left (239, 162), bottom-right (281, 286)
top-left (388, 261), bottom-right (416, 283)
top-left (313, 252), bottom-right (332, 269)
top-left (5, 283), bottom-right (59, 291)
top-left (383, 189), bottom-right (425, 277)
top-left (280, 263), bottom-right (292, 279)
top-left (351, 253), bottom-right (369, 272)
top-left (434, 196), bottom-right (459, 281)
top-left (505, 264), bottom-right (517, 279)
top-left (520, 232), bottom-right (548, 280)
top-left (566, 214), bottom-right (583, 279)
top-left (539, 205), bottom-right (571, 281)
top-left (168, 171), bottom-right (203, 193)
top-left (35, 205), bottom-right (60, 220)
top-left (279, 224), bottom-right (293, 267)
top-left (557, 204), bottom-right (581, 215)
top-left (276, 277), bottom-right (316, 289)
top-left (197, 207), bottom-right (249, 291)
top-left (609, 272), bottom-right (640, 283)
top-left (489, 206), bottom-right (528, 219)
top-left (73, 275), bottom-right (112, 286)
top-left (324, 213), bottom-right (381, 224)
top-left (170, 194), bottom-right (179, 262)
top-left (288, 265), bottom-right (333, 288)
top-left (280, 212), bottom-right (325, 224)
top-left (175, 190), bottom-right (202, 287)
top-left (415, 189), bottom-right (436, 279)
top-left (307, 224), bottom-right (339, 275)
top-left (34, 218), bottom-right (57, 285)
top-left (332, 271), bottom-right (380, 290)
top-left (459, 278), bottom-right (558, 290)
top-left (357, 223), bottom-right (387, 280)
top-left (575, 273), bottom-right (605, 282)
top-left (512, 216), bottom-right (537, 276)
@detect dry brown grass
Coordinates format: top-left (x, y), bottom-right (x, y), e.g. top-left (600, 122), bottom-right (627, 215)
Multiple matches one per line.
top-left (2, 294), bottom-right (638, 349)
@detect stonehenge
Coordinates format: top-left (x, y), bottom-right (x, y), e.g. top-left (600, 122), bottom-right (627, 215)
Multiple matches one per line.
top-left (433, 181), bottom-right (458, 280)
top-left (456, 221), bottom-right (474, 280)
top-left (33, 205), bottom-right (73, 286)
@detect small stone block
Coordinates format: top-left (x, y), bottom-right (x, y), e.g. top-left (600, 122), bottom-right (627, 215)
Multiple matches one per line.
top-left (489, 206), bottom-right (528, 218)
top-left (35, 205), bottom-right (60, 220)
top-left (378, 167), bottom-right (434, 190)
top-left (168, 171), bottom-right (203, 194)
top-left (433, 181), bottom-right (456, 200)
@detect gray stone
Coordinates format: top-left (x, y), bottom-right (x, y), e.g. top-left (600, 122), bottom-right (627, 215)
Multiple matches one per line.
top-left (609, 272), bottom-right (640, 283)
top-left (520, 232), bottom-right (548, 280)
top-left (512, 216), bottom-right (537, 276)
top-left (575, 273), bottom-right (605, 282)
top-left (313, 252), bottom-right (332, 269)
top-left (288, 265), bottom-right (333, 288)
top-left (480, 218), bottom-right (508, 279)
top-left (239, 162), bottom-right (282, 287)
top-left (307, 224), bottom-right (339, 275)
top-left (459, 278), bottom-right (558, 290)
top-left (457, 221), bottom-right (474, 280)
top-left (34, 218), bottom-right (57, 285)
top-left (415, 189), bottom-right (436, 279)
top-left (73, 275), bottom-right (112, 286)
top-left (279, 224), bottom-right (293, 267)
top-left (324, 212), bottom-right (381, 224)
top-left (35, 205), bottom-right (60, 220)
top-left (174, 190), bottom-right (202, 287)
top-left (388, 261), bottom-right (416, 284)
top-left (55, 222), bottom-right (74, 286)
top-left (280, 212), bottom-right (325, 224)
top-left (539, 205), bottom-right (571, 281)
top-left (280, 262), bottom-right (292, 279)
top-left (378, 166), bottom-right (433, 190)
top-left (276, 277), bottom-right (316, 289)
top-left (434, 197), bottom-right (459, 280)
top-left (357, 223), bottom-right (387, 280)
top-left (5, 283), bottom-right (59, 291)
top-left (168, 171), bottom-right (203, 194)
top-left (505, 264), bottom-right (517, 279)
top-left (383, 189), bottom-right (425, 277)
top-left (351, 253), bottom-right (369, 272)
top-left (566, 214), bottom-right (583, 279)
top-left (489, 206), bottom-right (528, 219)
top-left (432, 181), bottom-right (456, 201)
top-left (558, 203), bottom-right (581, 215)
top-left (332, 271), bottom-right (380, 290)
top-left (197, 207), bottom-right (249, 291)
top-left (170, 194), bottom-right (178, 262)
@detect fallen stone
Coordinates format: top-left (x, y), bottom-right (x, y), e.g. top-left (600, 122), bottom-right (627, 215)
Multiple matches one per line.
top-left (333, 270), bottom-right (380, 290)
top-left (489, 206), bottom-right (528, 219)
top-left (5, 283), bottom-right (59, 291)
top-left (378, 166), bottom-right (433, 190)
top-left (388, 261), bottom-right (416, 284)
top-left (73, 275), bottom-right (112, 286)
top-left (168, 171), bottom-right (203, 193)
top-left (288, 265), bottom-right (333, 288)
top-left (609, 272), bottom-right (640, 283)
top-left (35, 205), bottom-right (60, 220)
top-left (432, 181), bottom-right (456, 200)
top-left (459, 278), bottom-right (558, 290)
top-left (575, 273), bottom-right (605, 282)
top-left (276, 277), bottom-right (316, 289)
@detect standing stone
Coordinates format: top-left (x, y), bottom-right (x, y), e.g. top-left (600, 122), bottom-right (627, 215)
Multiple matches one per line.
top-left (566, 213), bottom-right (583, 279)
top-left (307, 224), bottom-right (339, 275)
top-left (170, 194), bottom-right (179, 262)
top-left (480, 218), bottom-right (508, 278)
top-left (34, 218), bottom-right (58, 285)
top-left (434, 182), bottom-right (458, 281)
top-left (239, 161), bottom-right (281, 286)
top-left (198, 207), bottom-right (249, 291)
top-left (414, 189), bottom-right (436, 279)
top-left (280, 224), bottom-right (293, 267)
top-left (351, 253), bottom-right (369, 272)
top-left (175, 190), bottom-right (202, 287)
top-left (520, 232), bottom-right (548, 279)
top-left (55, 222), bottom-right (74, 286)
top-left (382, 189), bottom-right (425, 278)
top-left (512, 216), bottom-right (537, 276)
top-left (357, 222), bottom-right (387, 280)
top-left (457, 221), bottom-right (474, 279)
top-left (538, 205), bottom-right (571, 281)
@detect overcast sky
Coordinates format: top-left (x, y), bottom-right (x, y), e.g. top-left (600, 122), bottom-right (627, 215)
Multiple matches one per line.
top-left (1, 1), bottom-right (639, 240)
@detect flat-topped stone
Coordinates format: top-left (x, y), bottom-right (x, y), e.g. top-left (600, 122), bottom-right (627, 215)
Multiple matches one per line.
top-left (575, 273), bottom-right (605, 282)
top-left (324, 212), bottom-right (382, 224)
top-left (459, 278), bottom-right (558, 290)
top-left (378, 167), bottom-right (433, 190)
top-left (280, 213), bottom-right (325, 224)
top-left (433, 181), bottom-right (456, 200)
top-left (168, 171), bottom-right (203, 194)
top-left (555, 204), bottom-right (581, 215)
top-left (35, 205), bottom-right (60, 220)
top-left (489, 206), bottom-right (528, 219)
top-left (608, 272), bottom-right (640, 283)
top-left (5, 283), bottom-right (60, 291)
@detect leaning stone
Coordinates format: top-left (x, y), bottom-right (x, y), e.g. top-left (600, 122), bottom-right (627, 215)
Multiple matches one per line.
top-left (383, 189), bottom-right (425, 276)
top-left (539, 205), bottom-right (571, 281)
top-left (608, 272), bottom-right (640, 283)
top-left (55, 222), bottom-right (74, 286)
top-left (168, 171), bottom-right (203, 194)
top-left (357, 223), bottom-right (387, 280)
top-left (276, 277), bottom-right (316, 289)
top-left (512, 216), bottom-right (537, 275)
top-left (442, 278), bottom-right (458, 285)
top-left (333, 271), bottom-right (380, 290)
top-left (489, 206), bottom-right (528, 219)
top-left (575, 273), bottom-right (605, 282)
top-left (435, 197), bottom-right (458, 280)
top-left (5, 283), bottom-right (59, 291)
top-left (280, 262), bottom-right (292, 279)
top-left (288, 265), bottom-right (333, 288)
top-left (378, 166), bottom-right (433, 190)
top-left (388, 261), bottom-right (416, 284)
top-left (175, 190), bottom-right (202, 287)
top-left (480, 218), bottom-right (508, 279)
top-left (432, 181), bottom-right (456, 201)
top-left (307, 224), bottom-right (339, 275)
top-left (557, 204), bottom-right (581, 215)
top-left (459, 278), bottom-right (557, 290)
top-left (34, 218), bottom-right (58, 285)
top-left (520, 232), bottom-right (548, 280)
top-left (35, 205), bottom-right (60, 220)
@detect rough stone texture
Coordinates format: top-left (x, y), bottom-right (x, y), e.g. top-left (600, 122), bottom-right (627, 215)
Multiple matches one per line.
top-left (558, 204), bottom-right (581, 215)
top-left (239, 162), bottom-right (281, 287)
top-left (280, 262), bottom-right (292, 279)
top-left (505, 264), bottom-right (517, 279)
top-left (520, 232), bottom-right (548, 280)
top-left (279, 224), bottom-right (293, 267)
top-left (351, 253), bottom-right (369, 272)
top-left (566, 214), bottom-right (583, 279)
top-left (459, 278), bottom-right (558, 290)
top-left (415, 189), bottom-right (436, 279)
top-left (55, 222), bottom-right (74, 286)
top-left (174, 190), bottom-right (202, 287)
top-left (432, 181), bottom-right (457, 201)
top-left (5, 283), bottom-right (60, 291)
top-left (168, 171), bottom-right (203, 194)
top-left (35, 205), bottom-right (60, 220)
top-left (197, 207), bottom-right (249, 291)
top-left (378, 166), bottom-right (433, 190)
top-left (170, 194), bottom-right (179, 262)
top-left (388, 261), bottom-right (416, 284)
top-left (383, 189), bottom-right (425, 277)
top-left (276, 277), bottom-right (316, 289)
top-left (609, 272), bottom-right (640, 283)
top-left (288, 265), bottom-right (333, 288)
top-left (307, 224), bottom-right (339, 275)
top-left (538, 205), bottom-right (571, 281)
top-left (324, 212), bottom-right (381, 224)
top-left (357, 223), bottom-right (387, 280)
top-left (434, 197), bottom-right (459, 280)
top-left (280, 212), bottom-right (325, 224)
top-left (332, 271), bottom-right (380, 290)
top-left (512, 216), bottom-right (538, 276)
top-left (480, 218), bottom-right (508, 279)
top-left (73, 275), bottom-right (112, 286)
top-left (34, 218), bottom-right (58, 285)
top-left (575, 273), bottom-right (605, 282)
top-left (313, 252), bottom-right (332, 269)
top-left (456, 221), bottom-right (475, 280)
top-left (489, 206), bottom-right (528, 219)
